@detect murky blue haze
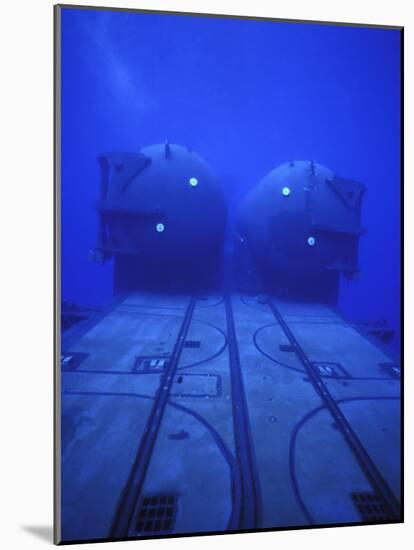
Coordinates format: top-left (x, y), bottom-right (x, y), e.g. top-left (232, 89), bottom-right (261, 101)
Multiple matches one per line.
top-left (61, 8), bottom-right (401, 353)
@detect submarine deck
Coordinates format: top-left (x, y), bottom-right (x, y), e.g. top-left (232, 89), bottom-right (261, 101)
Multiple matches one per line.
top-left (59, 292), bottom-right (401, 542)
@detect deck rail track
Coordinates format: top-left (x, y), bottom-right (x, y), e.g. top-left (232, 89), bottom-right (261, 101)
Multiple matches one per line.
top-left (225, 295), bottom-right (262, 529)
top-left (109, 297), bottom-right (196, 538)
top-left (267, 298), bottom-right (401, 521)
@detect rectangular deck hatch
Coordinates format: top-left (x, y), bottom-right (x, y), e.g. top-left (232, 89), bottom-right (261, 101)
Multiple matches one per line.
top-left (170, 374), bottom-right (221, 398)
top-left (312, 361), bottom-right (350, 379)
top-left (135, 495), bottom-right (177, 534)
top-left (379, 362), bottom-right (401, 379)
top-left (61, 351), bottom-right (89, 371)
top-left (133, 356), bottom-right (169, 373)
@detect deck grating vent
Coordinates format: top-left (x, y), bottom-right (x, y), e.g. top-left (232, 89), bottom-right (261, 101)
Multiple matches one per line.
top-left (279, 344), bottom-right (295, 352)
top-left (135, 495), bottom-right (177, 534)
top-left (184, 340), bottom-right (201, 349)
top-left (351, 492), bottom-right (394, 522)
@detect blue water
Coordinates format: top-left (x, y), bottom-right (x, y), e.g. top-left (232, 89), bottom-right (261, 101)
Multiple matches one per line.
top-left (61, 8), bottom-right (401, 353)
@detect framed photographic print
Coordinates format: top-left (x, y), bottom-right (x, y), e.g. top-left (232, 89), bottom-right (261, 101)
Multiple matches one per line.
top-left (54, 3), bottom-right (403, 544)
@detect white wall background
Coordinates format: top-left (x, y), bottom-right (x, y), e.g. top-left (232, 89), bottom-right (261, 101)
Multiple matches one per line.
top-left (0, 0), bottom-right (411, 548)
